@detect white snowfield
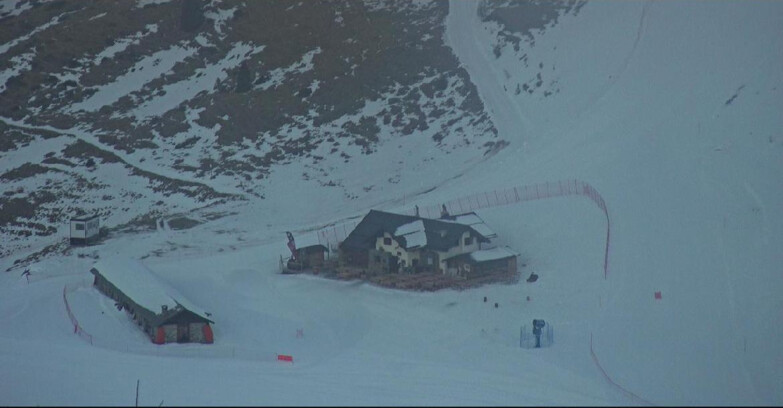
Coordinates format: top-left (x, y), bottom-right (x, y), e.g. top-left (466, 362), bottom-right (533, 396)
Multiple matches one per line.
top-left (1, 0), bottom-right (782, 406)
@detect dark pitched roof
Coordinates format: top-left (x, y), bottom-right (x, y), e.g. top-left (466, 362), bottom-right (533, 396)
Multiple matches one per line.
top-left (340, 209), bottom-right (489, 252)
top-left (90, 258), bottom-right (214, 324)
top-left (442, 212), bottom-right (497, 239)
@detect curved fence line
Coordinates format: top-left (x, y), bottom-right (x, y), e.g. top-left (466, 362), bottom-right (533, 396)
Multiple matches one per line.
top-left (63, 282), bottom-right (93, 345)
top-left (590, 333), bottom-right (655, 406)
top-left (316, 179), bottom-right (611, 279)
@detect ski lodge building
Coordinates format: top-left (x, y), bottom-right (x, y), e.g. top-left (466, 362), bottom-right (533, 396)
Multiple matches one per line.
top-left (338, 209), bottom-right (517, 277)
top-left (90, 258), bottom-right (214, 344)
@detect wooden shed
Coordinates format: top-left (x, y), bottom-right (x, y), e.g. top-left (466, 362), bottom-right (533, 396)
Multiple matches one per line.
top-left (283, 232), bottom-right (328, 272)
top-left (90, 258), bottom-right (214, 345)
top-left (294, 244), bottom-right (328, 268)
top-left (70, 214), bottom-right (100, 245)
top-left (444, 246), bottom-right (518, 279)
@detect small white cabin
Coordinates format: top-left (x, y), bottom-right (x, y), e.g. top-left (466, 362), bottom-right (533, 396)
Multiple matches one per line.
top-left (70, 215), bottom-right (100, 245)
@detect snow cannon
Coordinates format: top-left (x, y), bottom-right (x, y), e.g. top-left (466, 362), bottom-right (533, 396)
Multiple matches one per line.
top-left (533, 319), bottom-right (546, 348)
top-left (520, 320), bottom-right (553, 349)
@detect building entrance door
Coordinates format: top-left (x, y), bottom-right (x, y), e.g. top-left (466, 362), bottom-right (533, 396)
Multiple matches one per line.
top-left (177, 324), bottom-right (189, 343)
top-left (388, 256), bottom-right (398, 273)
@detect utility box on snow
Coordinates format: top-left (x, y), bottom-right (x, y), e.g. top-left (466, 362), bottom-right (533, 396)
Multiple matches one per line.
top-left (70, 214), bottom-right (100, 245)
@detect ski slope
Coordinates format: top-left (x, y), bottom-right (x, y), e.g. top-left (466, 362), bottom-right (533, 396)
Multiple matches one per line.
top-left (2, 0), bottom-right (782, 405)
top-left (446, 1), bottom-right (783, 405)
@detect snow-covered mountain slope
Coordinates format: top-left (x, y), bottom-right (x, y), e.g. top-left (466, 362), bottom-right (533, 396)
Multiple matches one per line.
top-left (1, 0), bottom-right (504, 260)
top-left (1, 0), bottom-right (782, 405)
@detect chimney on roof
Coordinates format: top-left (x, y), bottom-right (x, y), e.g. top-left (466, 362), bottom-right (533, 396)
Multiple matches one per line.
top-left (440, 204), bottom-right (454, 220)
top-left (161, 305), bottom-right (168, 313)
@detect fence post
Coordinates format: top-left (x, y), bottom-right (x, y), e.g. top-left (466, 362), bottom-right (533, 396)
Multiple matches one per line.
top-left (604, 212), bottom-right (610, 280)
top-left (520, 326), bottom-right (523, 348)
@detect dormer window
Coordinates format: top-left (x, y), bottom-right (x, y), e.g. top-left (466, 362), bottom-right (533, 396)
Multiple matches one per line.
top-left (464, 236), bottom-right (473, 246)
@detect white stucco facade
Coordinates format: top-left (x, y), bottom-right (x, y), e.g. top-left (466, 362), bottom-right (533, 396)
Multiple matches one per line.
top-left (375, 230), bottom-right (482, 272)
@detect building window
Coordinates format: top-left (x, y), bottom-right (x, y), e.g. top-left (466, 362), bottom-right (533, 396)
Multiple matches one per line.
top-left (464, 237), bottom-right (473, 246)
top-left (427, 256), bottom-right (433, 265)
top-left (75, 223), bottom-right (84, 231)
top-left (383, 237), bottom-right (392, 246)
top-left (396, 251), bottom-right (401, 257)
